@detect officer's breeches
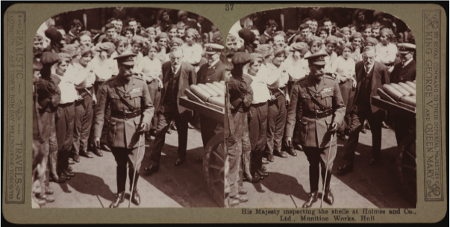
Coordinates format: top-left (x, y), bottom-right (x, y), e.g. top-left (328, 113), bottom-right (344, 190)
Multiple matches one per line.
top-left (303, 146), bottom-right (336, 192)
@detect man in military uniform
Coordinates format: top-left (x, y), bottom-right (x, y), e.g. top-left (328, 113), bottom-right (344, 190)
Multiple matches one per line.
top-left (197, 43), bottom-right (226, 148)
top-left (285, 50), bottom-right (346, 208)
top-left (93, 49), bottom-right (154, 208)
top-left (390, 43), bottom-right (416, 146)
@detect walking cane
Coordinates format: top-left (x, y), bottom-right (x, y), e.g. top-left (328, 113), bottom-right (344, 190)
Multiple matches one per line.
top-left (129, 132), bottom-right (144, 208)
top-left (320, 132), bottom-right (335, 208)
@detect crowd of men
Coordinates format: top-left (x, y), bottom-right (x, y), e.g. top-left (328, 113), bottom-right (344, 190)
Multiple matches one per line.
top-left (32, 8), bottom-right (226, 208)
top-left (224, 8), bottom-right (416, 207)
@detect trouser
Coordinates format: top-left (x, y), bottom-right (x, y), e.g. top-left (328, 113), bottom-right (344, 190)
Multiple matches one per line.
top-left (56, 102), bottom-right (75, 173)
top-left (147, 81), bottom-right (161, 130)
top-left (266, 93), bottom-right (287, 155)
top-left (338, 80), bottom-right (355, 132)
top-left (344, 109), bottom-right (384, 164)
top-left (73, 94), bottom-right (93, 155)
top-left (111, 145), bottom-right (145, 193)
top-left (227, 111), bottom-right (248, 197)
top-left (303, 146), bottom-right (336, 192)
top-left (393, 115), bottom-right (414, 147)
top-left (248, 102), bottom-right (268, 174)
top-left (200, 115), bottom-right (223, 148)
top-left (150, 110), bottom-right (189, 165)
top-left (38, 111), bottom-right (58, 182)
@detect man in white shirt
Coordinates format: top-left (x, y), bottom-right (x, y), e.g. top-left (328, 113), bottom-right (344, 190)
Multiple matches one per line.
top-left (54, 53), bottom-right (78, 181)
top-left (63, 46), bottom-right (99, 162)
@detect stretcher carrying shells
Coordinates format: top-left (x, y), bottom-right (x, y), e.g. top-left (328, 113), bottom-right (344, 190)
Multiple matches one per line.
top-left (372, 80), bottom-right (416, 206)
top-left (179, 83), bottom-right (225, 207)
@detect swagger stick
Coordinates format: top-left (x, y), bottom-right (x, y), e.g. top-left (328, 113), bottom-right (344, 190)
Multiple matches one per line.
top-left (129, 132), bottom-right (144, 208)
top-left (320, 132), bottom-right (335, 208)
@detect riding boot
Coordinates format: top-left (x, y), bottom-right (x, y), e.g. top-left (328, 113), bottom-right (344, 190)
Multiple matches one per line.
top-left (323, 171), bottom-right (334, 205)
top-left (129, 168), bottom-right (141, 205)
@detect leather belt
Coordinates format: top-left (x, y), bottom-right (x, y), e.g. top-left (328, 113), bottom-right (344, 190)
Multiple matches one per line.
top-left (303, 109), bottom-right (333, 119)
top-left (111, 110), bottom-right (141, 119)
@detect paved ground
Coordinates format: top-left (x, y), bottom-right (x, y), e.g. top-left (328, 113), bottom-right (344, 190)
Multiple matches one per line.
top-left (232, 127), bottom-right (415, 209)
top-left (42, 126), bottom-right (414, 209)
top-left (43, 127), bottom-right (219, 208)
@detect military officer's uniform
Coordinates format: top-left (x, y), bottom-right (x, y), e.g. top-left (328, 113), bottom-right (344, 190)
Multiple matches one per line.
top-left (285, 51), bottom-right (345, 208)
top-left (197, 43), bottom-right (226, 148)
top-left (93, 49), bottom-right (154, 208)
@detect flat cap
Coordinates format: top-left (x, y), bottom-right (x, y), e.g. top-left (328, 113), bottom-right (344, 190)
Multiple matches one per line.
top-left (96, 42), bottom-right (116, 54)
top-left (290, 42), bottom-right (309, 52)
top-left (254, 44), bottom-right (273, 58)
top-left (205, 43), bottom-right (224, 54)
top-left (40, 52), bottom-right (61, 65)
top-left (61, 44), bottom-right (81, 58)
top-left (231, 52), bottom-right (252, 65)
top-left (304, 49), bottom-right (328, 66)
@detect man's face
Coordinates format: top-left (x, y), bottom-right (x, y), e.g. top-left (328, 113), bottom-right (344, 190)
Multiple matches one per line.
top-left (116, 21), bottom-right (123, 33)
top-left (300, 28), bottom-right (311, 38)
top-left (158, 38), bottom-right (168, 47)
top-left (170, 50), bottom-right (183, 67)
top-left (180, 14), bottom-right (188, 22)
top-left (206, 52), bottom-right (219, 64)
top-left (309, 64), bottom-right (325, 77)
top-left (324, 21), bottom-right (332, 32)
top-left (319, 31), bottom-right (328, 40)
top-left (71, 25), bottom-right (81, 35)
top-left (56, 61), bottom-right (69, 76)
top-left (79, 53), bottom-right (93, 67)
top-left (266, 24), bottom-right (276, 35)
top-left (400, 52), bottom-right (413, 63)
top-left (33, 38), bottom-right (44, 56)
top-left (226, 38), bottom-right (238, 52)
top-left (79, 35), bottom-right (91, 48)
top-left (129, 21), bottom-right (137, 31)
top-left (310, 21), bottom-right (318, 33)
top-left (33, 70), bottom-right (41, 83)
top-left (119, 64), bottom-right (134, 79)
top-left (362, 50), bottom-right (376, 67)
top-left (198, 16), bottom-right (204, 23)
top-left (106, 28), bottom-right (116, 38)
top-left (177, 29), bottom-right (185, 38)
top-left (273, 35), bottom-right (285, 47)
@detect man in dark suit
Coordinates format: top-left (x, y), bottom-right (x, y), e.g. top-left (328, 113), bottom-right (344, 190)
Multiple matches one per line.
top-left (390, 43), bottom-right (416, 146)
top-left (145, 47), bottom-right (197, 173)
top-left (259, 19), bottom-right (278, 45)
top-left (197, 43), bottom-right (226, 148)
top-left (390, 43), bottom-right (416, 84)
top-left (338, 46), bottom-right (390, 173)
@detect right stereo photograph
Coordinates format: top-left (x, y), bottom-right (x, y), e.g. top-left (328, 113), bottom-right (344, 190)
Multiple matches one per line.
top-left (223, 6), bottom-right (416, 209)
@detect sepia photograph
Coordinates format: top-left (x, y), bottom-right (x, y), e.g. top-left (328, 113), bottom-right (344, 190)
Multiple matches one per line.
top-left (31, 6), bottom-right (225, 208)
top-left (224, 6), bottom-right (417, 209)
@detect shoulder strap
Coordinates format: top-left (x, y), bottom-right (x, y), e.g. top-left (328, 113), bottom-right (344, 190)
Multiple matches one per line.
top-left (113, 85), bottom-right (137, 112)
top-left (306, 88), bottom-right (327, 111)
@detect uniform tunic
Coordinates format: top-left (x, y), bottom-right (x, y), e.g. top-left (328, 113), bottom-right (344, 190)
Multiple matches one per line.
top-left (285, 74), bottom-right (345, 192)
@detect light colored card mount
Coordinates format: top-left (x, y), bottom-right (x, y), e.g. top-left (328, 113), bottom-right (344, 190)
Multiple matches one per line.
top-left (2, 3), bottom-right (447, 224)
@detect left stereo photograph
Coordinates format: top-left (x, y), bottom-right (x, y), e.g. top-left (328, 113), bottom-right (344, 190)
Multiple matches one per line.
top-left (32, 7), bottom-right (226, 208)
